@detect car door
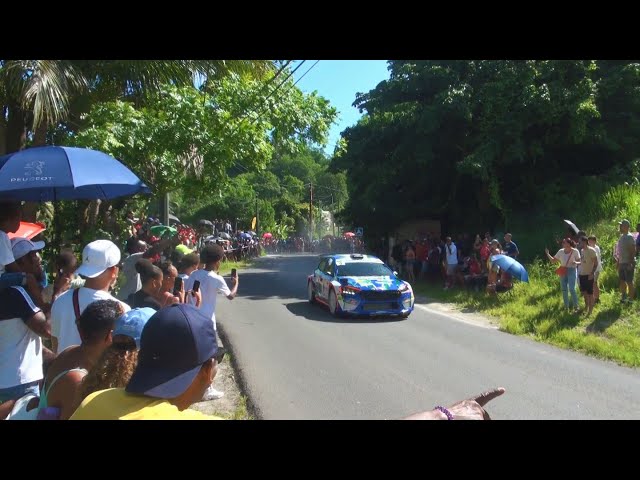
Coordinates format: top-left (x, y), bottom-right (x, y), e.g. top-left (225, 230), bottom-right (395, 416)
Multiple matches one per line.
top-left (314, 258), bottom-right (328, 299)
top-left (321, 258), bottom-right (335, 298)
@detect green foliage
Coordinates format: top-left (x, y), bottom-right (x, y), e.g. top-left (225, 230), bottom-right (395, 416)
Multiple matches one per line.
top-left (182, 141), bottom-right (348, 237)
top-left (335, 60), bottom-right (640, 235)
top-left (412, 181), bottom-right (640, 367)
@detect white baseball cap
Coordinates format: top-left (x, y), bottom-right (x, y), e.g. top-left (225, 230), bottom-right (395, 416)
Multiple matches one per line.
top-left (76, 240), bottom-right (121, 279)
top-left (11, 238), bottom-right (45, 262)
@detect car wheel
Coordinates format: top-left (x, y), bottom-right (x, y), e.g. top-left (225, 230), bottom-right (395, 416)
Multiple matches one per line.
top-left (328, 289), bottom-right (340, 317)
top-left (400, 312), bottom-right (411, 319)
top-left (308, 281), bottom-right (316, 304)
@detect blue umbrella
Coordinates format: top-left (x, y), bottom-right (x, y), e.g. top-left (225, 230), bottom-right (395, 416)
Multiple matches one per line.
top-left (490, 254), bottom-right (529, 282)
top-left (0, 146), bottom-right (150, 201)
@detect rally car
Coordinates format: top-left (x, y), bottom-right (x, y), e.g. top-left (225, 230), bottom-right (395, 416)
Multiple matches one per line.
top-left (307, 253), bottom-right (414, 318)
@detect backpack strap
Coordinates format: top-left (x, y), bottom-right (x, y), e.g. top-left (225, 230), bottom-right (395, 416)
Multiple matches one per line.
top-left (72, 288), bottom-right (81, 321)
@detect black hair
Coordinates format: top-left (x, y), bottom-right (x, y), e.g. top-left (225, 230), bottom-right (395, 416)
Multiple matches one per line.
top-left (201, 244), bottom-right (224, 265)
top-left (179, 253), bottom-right (200, 271)
top-left (77, 299), bottom-right (122, 345)
top-left (170, 250), bottom-right (184, 266)
top-left (158, 261), bottom-right (176, 278)
top-left (56, 251), bottom-right (78, 271)
top-left (135, 258), bottom-right (162, 284)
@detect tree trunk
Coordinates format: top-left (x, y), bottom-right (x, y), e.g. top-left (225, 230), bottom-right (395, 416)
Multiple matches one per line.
top-left (5, 104), bottom-right (27, 154)
top-left (33, 119), bottom-right (48, 146)
top-left (0, 105), bottom-right (7, 155)
top-left (77, 200), bottom-right (91, 237)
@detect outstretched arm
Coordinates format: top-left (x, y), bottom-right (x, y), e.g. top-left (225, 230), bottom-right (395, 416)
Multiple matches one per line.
top-left (403, 387), bottom-right (506, 420)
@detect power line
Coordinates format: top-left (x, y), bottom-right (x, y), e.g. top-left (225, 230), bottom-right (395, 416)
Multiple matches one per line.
top-left (230, 61), bottom-right (323, 174)
top-left (292, 60), bottom-right (320, 88)
top-left (206, 60), bottom-right (323, 178)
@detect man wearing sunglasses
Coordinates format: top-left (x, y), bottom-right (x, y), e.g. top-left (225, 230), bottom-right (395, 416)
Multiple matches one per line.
top-left (70, 304), bottom-right (226, 420)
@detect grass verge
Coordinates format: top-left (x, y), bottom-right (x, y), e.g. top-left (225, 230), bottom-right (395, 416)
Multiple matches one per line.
top-left (210, 395), bottom-right (253, 420)
top-left (412, 260), bottom-right (640, 368)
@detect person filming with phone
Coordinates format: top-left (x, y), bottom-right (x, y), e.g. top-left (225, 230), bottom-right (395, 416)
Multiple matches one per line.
top-left (158, 261), bottom-right (183, 307)
top-left (185, 244), bottom-right (238, 401)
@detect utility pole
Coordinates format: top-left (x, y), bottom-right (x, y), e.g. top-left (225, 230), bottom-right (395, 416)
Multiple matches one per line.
top-left (331, 193), bottom-right (335, 237)
top-left (309, 182), bottom-right (313, 242)
top-left (161, 192), bottom-right (170, 226)
top-left (318, 199), bottom-right (322, 238)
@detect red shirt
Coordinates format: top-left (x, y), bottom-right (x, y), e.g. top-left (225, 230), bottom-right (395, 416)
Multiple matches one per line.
top-left (480, 244), bottom-right (490, 261)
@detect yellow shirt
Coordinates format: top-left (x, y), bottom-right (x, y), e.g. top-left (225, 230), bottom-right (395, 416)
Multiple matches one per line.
top-left (69, 388), bottom-right (222, 420)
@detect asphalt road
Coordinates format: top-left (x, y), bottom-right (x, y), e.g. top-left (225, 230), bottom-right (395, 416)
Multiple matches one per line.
top-left (216, 254), bottom-right (640, 420)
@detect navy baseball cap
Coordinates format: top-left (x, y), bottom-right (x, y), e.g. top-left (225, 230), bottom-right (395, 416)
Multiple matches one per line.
top-left (126, 304), bottom-right (218, 399)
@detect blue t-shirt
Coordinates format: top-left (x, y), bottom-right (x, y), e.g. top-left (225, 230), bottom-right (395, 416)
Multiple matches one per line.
top-left (504, 241), bottom-right (519, 258)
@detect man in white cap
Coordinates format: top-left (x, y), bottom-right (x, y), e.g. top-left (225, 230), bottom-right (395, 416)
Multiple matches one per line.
top-left (0, 238), bottom-right (51, 407)
top-left (50, 240), bottom-right (130, 354)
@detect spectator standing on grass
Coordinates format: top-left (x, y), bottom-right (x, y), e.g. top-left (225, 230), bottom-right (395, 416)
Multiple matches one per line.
top-left (545, 238), bottom-right (581, 312)
top-left (577, 236), bottom-right (598, 317)
top-left (588, 235), bottom-right (603, 304)
top-left (444, 237), bottom-right (458, 290)
top-left (616, 219), bottom-right (636, 304)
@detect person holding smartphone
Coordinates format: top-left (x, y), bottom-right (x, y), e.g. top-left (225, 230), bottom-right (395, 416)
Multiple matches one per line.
top-left (178, 253), bottom-right (202, 307)
top-left (158, 262), bottom-right (183, 306)
top-left (184, 244), bottom-right (238, 400)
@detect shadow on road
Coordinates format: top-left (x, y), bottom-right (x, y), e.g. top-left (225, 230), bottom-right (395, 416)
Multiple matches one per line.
top-left (285, 301), bottom-right (404, 324)
top-left (232, 254), bottom-right (321, 301)
top-left (240, 253), bottom-right (320, 272)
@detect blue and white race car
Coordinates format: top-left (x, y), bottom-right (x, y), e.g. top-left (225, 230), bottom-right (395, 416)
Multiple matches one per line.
top-left (307, 253), bottom-right (414, 318)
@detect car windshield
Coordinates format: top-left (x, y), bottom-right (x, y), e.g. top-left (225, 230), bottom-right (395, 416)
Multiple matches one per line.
top-left (336, 262), bottom-right (393, 277)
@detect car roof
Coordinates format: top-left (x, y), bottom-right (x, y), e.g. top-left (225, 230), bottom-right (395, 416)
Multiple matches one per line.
top-left (328, 254), bottom-right (384, 264)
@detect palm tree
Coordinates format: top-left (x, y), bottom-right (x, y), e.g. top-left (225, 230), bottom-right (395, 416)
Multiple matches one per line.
top-left (0, 59), bottom-right (276, 224)
top-left (0, 60), bottom-right (275, 154)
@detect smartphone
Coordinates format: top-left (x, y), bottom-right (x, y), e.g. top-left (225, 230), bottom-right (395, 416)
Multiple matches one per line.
top-left (192, 280), bottom-right (201, 293)
top-left (173, 276), bottom-right (183, 296)
top-left (231, 268), bottom-right (237, 278)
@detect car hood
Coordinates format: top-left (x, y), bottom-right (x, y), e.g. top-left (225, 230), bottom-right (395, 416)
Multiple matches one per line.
top-left (338, 275), bottom-right (405, 291)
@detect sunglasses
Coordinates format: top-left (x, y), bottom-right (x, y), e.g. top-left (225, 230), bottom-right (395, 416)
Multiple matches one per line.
top-left (213, 347), bottom-right (226, 365)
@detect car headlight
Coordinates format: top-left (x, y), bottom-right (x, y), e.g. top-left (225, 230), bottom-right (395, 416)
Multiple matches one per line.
top-left (399, 283), bottom-right (410, 292)
top-left (341, 286), bottom-right (360, 295)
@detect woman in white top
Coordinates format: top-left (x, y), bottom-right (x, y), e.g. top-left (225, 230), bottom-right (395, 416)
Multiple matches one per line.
top-left (588, 235), bottom-right (603, 304)
top-left (545, 238), bottom-right (581, 311)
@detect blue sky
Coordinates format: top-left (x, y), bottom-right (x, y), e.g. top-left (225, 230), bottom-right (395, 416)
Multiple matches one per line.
top-left (291, 60), bottom-right (390, 155)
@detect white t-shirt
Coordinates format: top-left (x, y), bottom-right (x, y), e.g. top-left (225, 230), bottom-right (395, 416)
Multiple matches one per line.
top-left (594, 245), bottom-right (603, 273)
top-left (0, 230), bottom-right (15, 276)
top-left (42, 276), bottom-right (85, 304)
top-left (554, 248), bottom-right (580, 268)
top-left (0, 286), bottom-right (43, 389)
top-left (445, 243), bottom-right (458, 265)
top-left (185, 269), bottom-right (231, 331)
top-left (51, 287), bottom-right (131, 353)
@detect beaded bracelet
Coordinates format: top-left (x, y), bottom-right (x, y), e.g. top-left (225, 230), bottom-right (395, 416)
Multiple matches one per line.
top-left (435, 406), bottom-right (454, 420)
